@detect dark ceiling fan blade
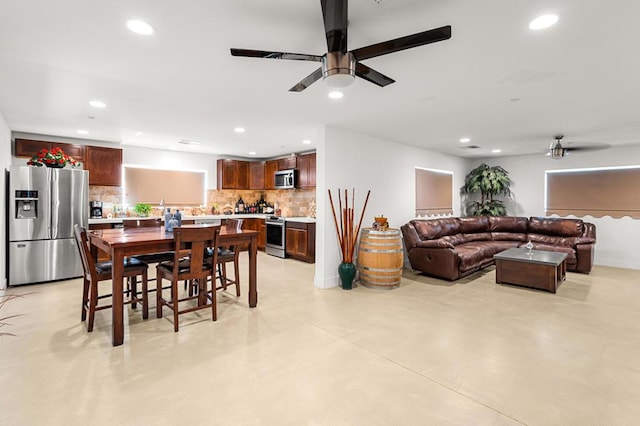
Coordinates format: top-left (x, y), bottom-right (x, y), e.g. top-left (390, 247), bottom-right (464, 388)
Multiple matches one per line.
top-left (321, 0), bottom-right (348, 53)
top-left (351, 25), bottom-right (452, 61)
top-left (230, 48), bottom-right (322, 62)
top-left (289, 67), bottom-right (323, 92)
top-left (565, 144), bottom-right (612, 153)
top-left (355, 63), bottom-right (395, 87)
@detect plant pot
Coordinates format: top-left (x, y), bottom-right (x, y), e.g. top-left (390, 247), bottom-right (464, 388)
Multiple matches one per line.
top-left (45, 163), bottom-right (65, 168)
top-left (338, 262), bottom-right (356, 290)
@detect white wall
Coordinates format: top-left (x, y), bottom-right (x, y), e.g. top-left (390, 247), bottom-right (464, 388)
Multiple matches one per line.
top-left (315, 126), bottom-right (470, 288)
top-left (0, 112), bottom-right (12, 289)
top-left (471, 145), bottom-right (640, 270)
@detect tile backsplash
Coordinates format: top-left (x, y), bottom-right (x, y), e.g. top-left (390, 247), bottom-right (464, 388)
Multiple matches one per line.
top-left (89, 186), bottom-right (316, 218)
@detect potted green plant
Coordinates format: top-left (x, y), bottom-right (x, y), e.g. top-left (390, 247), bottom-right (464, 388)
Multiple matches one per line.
top-left (461, 163), bottom-right (512, 216)
top-left (134, 203), bottom-right (152, 217)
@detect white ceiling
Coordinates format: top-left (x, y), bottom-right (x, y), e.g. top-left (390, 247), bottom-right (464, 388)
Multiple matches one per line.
top-left (1, 1), bottom-right (640, 159)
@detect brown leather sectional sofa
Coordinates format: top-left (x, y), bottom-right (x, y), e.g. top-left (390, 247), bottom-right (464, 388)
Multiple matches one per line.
top-left (401, 216), bottom-right (596, 281)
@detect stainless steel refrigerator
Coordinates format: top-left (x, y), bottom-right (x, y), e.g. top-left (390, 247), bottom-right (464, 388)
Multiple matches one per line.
top-left (8, 165), bottom-right (88, 286)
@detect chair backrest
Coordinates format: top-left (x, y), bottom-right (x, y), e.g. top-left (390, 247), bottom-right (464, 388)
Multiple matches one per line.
top-left (225, 218), bottom-right (243, 232)
top-left (171, 225), bottom-right (221, 280)
top-left (123, 218), bottom-right (163, 229)
top-left (73, 224), bottom-right (97, 281)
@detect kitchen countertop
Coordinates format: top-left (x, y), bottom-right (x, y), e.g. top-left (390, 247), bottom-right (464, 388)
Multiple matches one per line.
top-left (284, 217), bottom-right (316, 223)
top-left (89, 214), bottom-right (316, 225)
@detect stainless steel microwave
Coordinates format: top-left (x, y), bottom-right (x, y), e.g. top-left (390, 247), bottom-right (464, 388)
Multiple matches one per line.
top-left (274, 169), bottom-right (296, 189)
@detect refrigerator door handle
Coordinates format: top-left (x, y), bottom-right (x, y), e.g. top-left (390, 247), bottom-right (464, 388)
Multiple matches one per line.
top-left (51, 174), bottom-right (59, 239)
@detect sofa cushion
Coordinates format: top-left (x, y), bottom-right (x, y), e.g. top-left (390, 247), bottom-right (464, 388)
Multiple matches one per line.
top-left (416, 239), bottom-right (454, 249)
top-left (528, 217), bottom-right (583, 237)
top-left (412, 218), bottom-right (460, 240)
top-left (455, 244), bottom-right (490, 272)
top-left (489, 216), bottom-right (528, 233)
top-left (462, 232), bottom-right (492, 242)
top-left (491, 232), bottom-right (527, 242)
top-left (528, 233), bottom-right (578, 247)
top-left (458, 216), bottom-right (490, 233)
top-left (456, 241), bottom-right (511, 271)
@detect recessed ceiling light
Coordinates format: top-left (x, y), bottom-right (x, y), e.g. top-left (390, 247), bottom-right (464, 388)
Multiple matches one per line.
top-left (234, 127), bottom-right (245, 133)
top-left (529, 14), bottom-right (558, 30)
top-left (302, 139), bottom-right (311, 145)
top-left (89, 100), bottom-right (106, 108)
top-left (77, 130), bottom-right (89, 135)
top-left (459, 137), bottom-right (471, 143)
top-left (126, 19), bottom-right (155, 35)
top-left (248, 151), bottom-right (257, 156)
top-left (492, 149), bottom-right (502, 153)
top-left (328, 91), bottom-right (343, 100)
top-left (136, 131), bottom-right (143, 136)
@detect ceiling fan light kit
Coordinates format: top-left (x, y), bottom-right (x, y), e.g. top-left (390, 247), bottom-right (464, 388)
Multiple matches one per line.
top-left (230, 0), bottom-right (452, 92)
top-left (322, 52), bottom-right (356, 88)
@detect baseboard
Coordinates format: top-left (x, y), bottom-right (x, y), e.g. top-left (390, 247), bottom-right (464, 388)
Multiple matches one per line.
top-left (314, 274), bottom-right (339, 289)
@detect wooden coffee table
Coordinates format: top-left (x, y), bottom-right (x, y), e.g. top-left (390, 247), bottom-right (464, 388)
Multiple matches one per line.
top-left (494, 248), bottom-right (567, 293)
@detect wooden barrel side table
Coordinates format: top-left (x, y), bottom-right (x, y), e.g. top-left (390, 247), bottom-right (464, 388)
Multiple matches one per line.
top-left (357, 228), bottom-right (404, 289)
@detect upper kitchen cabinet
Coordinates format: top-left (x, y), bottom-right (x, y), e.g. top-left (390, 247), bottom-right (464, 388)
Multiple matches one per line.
top-left (249, 161), bottom-right (265, 190)
top-left (297, 152), bottom-right (316, 189)
top-left (85, 146), bottom-right (123, 186)
top-left (264, 160), bottom-right (278, 190)
top-left (217, 159), bottom-right (249, 189)
top-left (277, 156), bottom-right (297, 171)
top-left (15, 138), bottom-right (85, 163)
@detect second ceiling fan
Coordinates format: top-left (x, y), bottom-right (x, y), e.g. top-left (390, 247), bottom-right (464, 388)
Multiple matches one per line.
top-left (230, 0), bottom-right (452, 92)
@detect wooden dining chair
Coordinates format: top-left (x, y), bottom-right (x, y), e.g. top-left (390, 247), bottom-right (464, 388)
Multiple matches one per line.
top-left (74, 225), bottom-right (150, 332)
top-left (156, 226), bottom-right (221, 332)
top-left (216, 219), bottom-right (242, 296)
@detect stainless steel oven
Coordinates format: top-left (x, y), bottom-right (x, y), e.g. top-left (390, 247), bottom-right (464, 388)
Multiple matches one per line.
top-left (265, 216), bottom-right (286, 258)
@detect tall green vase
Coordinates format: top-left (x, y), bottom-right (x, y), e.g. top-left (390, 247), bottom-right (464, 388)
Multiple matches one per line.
top-left (338, 262), bottom-right (356, 290)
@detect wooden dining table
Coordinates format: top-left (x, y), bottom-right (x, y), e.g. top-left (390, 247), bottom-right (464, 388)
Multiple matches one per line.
top-left (88, 224), bottom-right (258, 346)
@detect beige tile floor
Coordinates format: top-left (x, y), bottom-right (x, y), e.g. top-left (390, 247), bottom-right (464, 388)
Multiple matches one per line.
top-left (1, 253), bottom-right (640, 425)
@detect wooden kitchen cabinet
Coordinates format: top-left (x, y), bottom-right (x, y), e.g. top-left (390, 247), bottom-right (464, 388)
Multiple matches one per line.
top-left (264, 160), bottom-right (278, 190)
top-left (217, 159), bottom-right (249, 189)
top-left (285, 221), bottom-right (316, 263)
top-left (277, 156), bottom-right (297, 171)
top-left (85, 146), bottom-right (122, 186)
top-left (15, 138), bottom-right (85, 163)
top-left (249, 161), bottom-right (265, 190)
top-left (297, 152), bottom-right (316, 188)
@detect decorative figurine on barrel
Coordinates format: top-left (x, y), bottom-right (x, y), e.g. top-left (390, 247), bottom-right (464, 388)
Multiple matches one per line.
top-left (372, 215), bottom-right (389, 231)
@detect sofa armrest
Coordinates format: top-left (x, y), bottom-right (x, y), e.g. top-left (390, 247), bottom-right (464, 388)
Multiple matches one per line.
top-left (401, 223), bottom-right (421, 250)
top-left (574, 243), bottom-right (595, 273)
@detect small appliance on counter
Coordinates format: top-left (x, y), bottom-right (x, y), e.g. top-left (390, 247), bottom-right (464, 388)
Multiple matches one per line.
top-left (90, 201), bottom-right (103, 218)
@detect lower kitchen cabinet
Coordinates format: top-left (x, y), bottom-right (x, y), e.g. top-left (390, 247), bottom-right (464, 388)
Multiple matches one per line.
top-left (285, 221), bottom-right (315, 263)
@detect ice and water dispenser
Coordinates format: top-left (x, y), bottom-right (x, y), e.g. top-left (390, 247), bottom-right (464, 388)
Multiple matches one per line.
top-left (14, 190), bottom-right (38, 220)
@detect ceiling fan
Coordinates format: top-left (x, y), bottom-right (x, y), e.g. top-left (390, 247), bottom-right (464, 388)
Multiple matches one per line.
top-left (547, 135), bottom-right (611, 159)
top-left (230, 0), bottom-right (452, 92)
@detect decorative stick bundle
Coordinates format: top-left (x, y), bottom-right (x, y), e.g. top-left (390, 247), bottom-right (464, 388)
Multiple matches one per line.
top-left (328, 188), bottom-right (371, 263)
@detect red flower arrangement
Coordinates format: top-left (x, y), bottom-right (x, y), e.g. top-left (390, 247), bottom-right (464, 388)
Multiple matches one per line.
top-left (27, 147), bottom-right (80, 168)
